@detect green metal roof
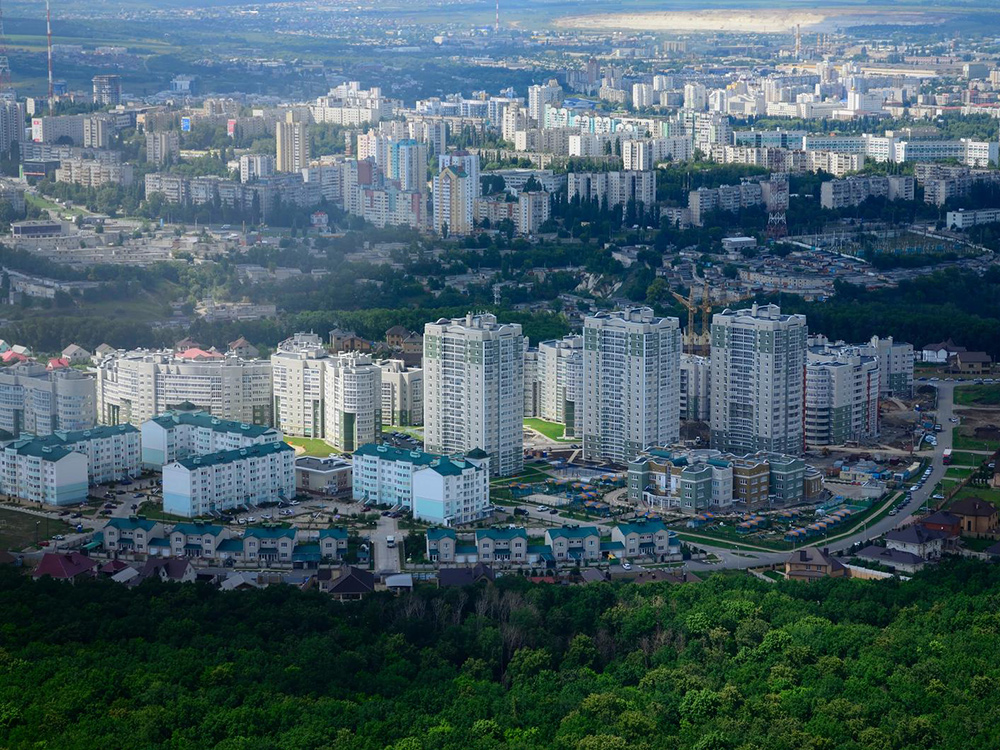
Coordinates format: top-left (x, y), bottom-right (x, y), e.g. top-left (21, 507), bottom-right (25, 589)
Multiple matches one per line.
top-left (318, 528), bottom-right (348, 540)
top-left (147, 410), bottom-right (276, 439)
top-left (245, 526), bottom-right (296, 540)
top-left (427, 527), bottom-right (457, 541)
top-left (172, 522), bottom-right (224, 537)
top-left (217, 539), bottom-right (244, 552)
top-left (476, 528), bottom-right (527, 541)
top-left (172, 441), bottom-right (293, 470)
top-left (105, 517), bottom-right (159, 532)
top-left (616, 519), bottom-right (668, 535)
top-left (353, 442), bottom-right (439, 466)
top-left (547, 526), bottom-right (599, 540)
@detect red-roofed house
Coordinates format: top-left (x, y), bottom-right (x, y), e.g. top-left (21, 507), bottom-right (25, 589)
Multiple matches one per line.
top-left (33, 552), bottom-right (98, 581)
top-left (47, 357), bottom-right (71, 371)
top-left (1, 350), bottom-right (28, 365)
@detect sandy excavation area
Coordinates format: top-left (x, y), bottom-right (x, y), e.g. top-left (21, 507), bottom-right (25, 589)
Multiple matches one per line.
top-left (555, 9), bottom-right (953, 34)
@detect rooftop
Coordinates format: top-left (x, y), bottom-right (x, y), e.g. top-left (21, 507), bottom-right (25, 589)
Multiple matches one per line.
top-left (172, 441), bottom-right (293, 470)
top-left (147, 410), bottom-right (276, 439)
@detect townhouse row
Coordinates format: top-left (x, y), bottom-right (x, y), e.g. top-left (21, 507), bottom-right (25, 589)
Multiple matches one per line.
top-left (425, 519), bottom-right (680, 566)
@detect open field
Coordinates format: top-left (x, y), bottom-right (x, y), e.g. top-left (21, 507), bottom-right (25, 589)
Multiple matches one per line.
top-left (0, 508), bottom-right (71, 551)
top-left (955, 384), bottom-right (1000, 406)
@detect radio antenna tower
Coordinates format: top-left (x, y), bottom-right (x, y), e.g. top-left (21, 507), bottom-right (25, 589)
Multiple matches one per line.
top-left (0, 0), bottom-right (12, 95)
top-left (46, 0), bottom-right (54, 111)
top-left (495, 0), bottom-right (499, 33)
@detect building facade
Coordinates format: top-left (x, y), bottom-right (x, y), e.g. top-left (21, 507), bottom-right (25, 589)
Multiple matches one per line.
top-left (423, 313), bottom-right (524, 477)
top-left (710, 304), bottom-right (807, 456)
top-left (141, 409), bottom-right (281, 468)
top-left (95, 350), bottom-right (272, 428)
top-left (0, 363), bottom-right (96, 438)
top-left (162, 441), bottom-right (295, 518)
top-left (582, 308), bottom-right (681, 464)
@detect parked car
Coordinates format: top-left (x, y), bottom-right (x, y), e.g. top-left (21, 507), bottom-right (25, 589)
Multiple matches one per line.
top-left (621, 562), bottom-right (632, 571)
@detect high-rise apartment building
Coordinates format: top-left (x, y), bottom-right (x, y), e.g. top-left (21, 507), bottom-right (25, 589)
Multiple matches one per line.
top-left (92, 75), bottom-right (122, 106)
top-left (276, 119), bottom-right (310, 173)
top-left (536, 335), bottom-right (583, 438)
top-left (582, 308), bottom-right (682, 464)
top-left (378, 359), bottom-right (423, 427)
top-left (389, 139), bottom-right (428, 193)
top-left (270, 333), bottom-right (328, 439)
top-left (868, 336), bottom-right (914, 397)
top-left (239, 153), bottom-right (276, 183)
top-left (324, 352), bottom-right (381, 452)
top-left (145, 131), bottom-right (180, 167)
top-left (95, 350), bottom-right (272, 427)
top-left (528, 80), bottom-right (563, 123)
top-left (710, 304), bottom-right (807, 456)
top-left (805, 340), bottom-right (880, 447)
top-left (432, 165), bottom-right (473, 236)
top-left (0, 363), bottom-right (96, 437)
top-left (423, 313), bottom-right (524, 477)
top-left (438, 150), bottom-right (480, 196)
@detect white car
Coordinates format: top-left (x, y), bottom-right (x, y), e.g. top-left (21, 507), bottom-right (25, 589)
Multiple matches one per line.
top-left (247, 516), bottom-right (256, 523)
top-left (621, 562), bottom-right (632, 571)
top-left (289, 500), bottom-right (300, 506)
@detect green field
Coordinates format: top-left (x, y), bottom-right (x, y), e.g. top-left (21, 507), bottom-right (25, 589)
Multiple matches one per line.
top-left (945, 467), bottom-right (975, 479)
top-left (950, 451), bottom-right (987, 467)
top-left (952, 432), bottom-right (1000, 452)
top-left (26, 192), bottom-right (89, 219)
top-left (0, 508), bottom-right (71, 551)
top-left (955, 384), bottom-right (1000, 406)
top-left (524, 418), bottom-right (575, 441)
top-left (285, 437), bottom-right (339, 457)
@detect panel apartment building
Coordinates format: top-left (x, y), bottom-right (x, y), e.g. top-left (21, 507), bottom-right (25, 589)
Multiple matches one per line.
top-left (95, 349), bottom-right (272, 428)
top-left (423, 313), bottom-right (524, 477)
top-left (710, 304), bottom-right (807, 456)
top-left (582, 308), bottom-right (682, 464)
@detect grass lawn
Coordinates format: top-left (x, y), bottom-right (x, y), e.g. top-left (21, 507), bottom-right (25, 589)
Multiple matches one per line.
top-left (490, 465), bottom-right (552, 486)
top-left (26, 192), bottom-right (89, 219)
top-left (949, 486), bottom-right (1000, 508)
top-left (952, 432), bottom-right (1000, 452)
top-left (763, 570), bottom-right (785, 581)
top-left (524, 418), bottom-right (575, 442)
top-left (950, 451), bottom-right (987, 467)
top-left (954, 384), bottom-right (1000, 406)
top-left (285, 437), bottom-right (339, 457)
top-left (0, 508), bottom-right (71, 551)
top-left (945, 467), bottom-right (975, 479)
top-left (962, 536), bottom-right (998, 552)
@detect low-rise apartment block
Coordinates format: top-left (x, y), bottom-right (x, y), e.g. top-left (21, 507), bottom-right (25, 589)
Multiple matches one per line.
top-left (141, 409), bottom-right (281, 468)
top-left (162, 441), bottom-right (295, 518)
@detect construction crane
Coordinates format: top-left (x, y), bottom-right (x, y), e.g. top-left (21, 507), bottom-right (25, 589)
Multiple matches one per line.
top-left (672, 281), bottom-right (756, 354)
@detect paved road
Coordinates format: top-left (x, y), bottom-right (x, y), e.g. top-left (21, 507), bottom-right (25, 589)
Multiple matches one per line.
top-left (684, 382), bottom-right (958, 571)
top-left (371, 516), bottom-right (402, 574)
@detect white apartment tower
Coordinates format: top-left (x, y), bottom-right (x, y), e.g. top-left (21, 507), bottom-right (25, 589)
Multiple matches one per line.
top-left (710, 304), bottom-right (807, 456)
top-left (271, 333), bottom-right (328, 438)
top-left (423, 313), bottom-right (524, 477)
top-left (324, 352), bottom-right (381, 452)
top-left (537, 335), bottom-right (583, 437)
top-left (582, 308), bottom-right (682, 464)
top-left (0, 363), bottom-right (96, 437)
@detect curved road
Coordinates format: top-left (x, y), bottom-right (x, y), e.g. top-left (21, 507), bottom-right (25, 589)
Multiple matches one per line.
top-left (684, 382), bottom-right (958, 571)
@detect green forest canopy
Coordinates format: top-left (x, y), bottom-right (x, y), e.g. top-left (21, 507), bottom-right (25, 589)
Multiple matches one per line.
top-left (2, 560), bottom-right (1000, 749)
